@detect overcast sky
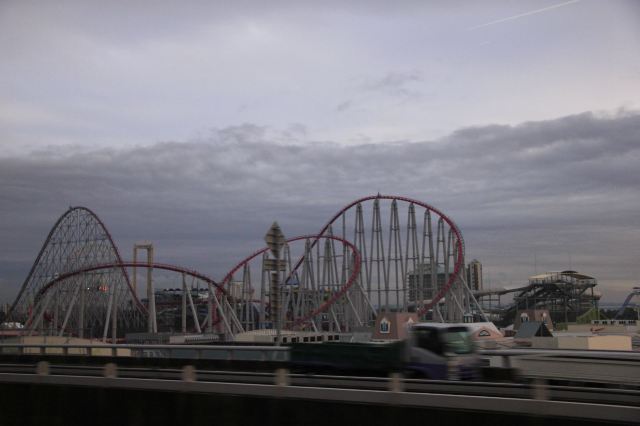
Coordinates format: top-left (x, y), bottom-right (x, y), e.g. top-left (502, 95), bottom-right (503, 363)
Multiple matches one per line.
top-left (1, 1), bottom-right (639, 304)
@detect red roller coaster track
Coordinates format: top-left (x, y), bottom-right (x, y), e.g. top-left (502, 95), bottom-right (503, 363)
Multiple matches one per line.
top-left (221, 195), bottom-right (465, 321)
top-left (220, 235), bottom-right (361, 327)
top-left (36, 262), bottom-right (225, 301)
top-left (310, 195), bottom-right (464, 316)
top-left (14, 195), bottom-right (466, 334)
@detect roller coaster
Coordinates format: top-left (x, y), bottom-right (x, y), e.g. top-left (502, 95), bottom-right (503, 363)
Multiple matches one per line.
top-left (474, 270), bottom-right (601, 326)
top-left (5, 195), bottom-right (484, 340)
top-left (614, 287), bottom-right (640, 319)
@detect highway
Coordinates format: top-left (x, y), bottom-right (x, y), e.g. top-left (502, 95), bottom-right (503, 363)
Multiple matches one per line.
top-left (0, 361), bottom-right (638, 424)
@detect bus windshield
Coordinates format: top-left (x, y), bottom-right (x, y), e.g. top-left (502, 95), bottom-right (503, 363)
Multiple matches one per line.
top-left (442, 327), bottom-right (474, 354)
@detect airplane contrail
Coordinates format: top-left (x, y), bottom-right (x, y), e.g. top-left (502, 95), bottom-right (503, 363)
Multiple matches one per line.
top-left (468, 0), bottom-right (581, 31)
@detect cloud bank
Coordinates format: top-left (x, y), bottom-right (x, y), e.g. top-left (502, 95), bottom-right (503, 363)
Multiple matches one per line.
top-left (1, 110), bottom-right (639, 302)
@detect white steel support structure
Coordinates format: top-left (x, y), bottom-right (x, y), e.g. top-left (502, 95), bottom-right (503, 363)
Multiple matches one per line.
top-left (220, 195), bottom-right (487, 336)
top-left (12, 196), bottom-right (487, 342)
top-left (13, 207), bottom-right (145, 339)
top-left (134, 243), bottom-right (156, 333)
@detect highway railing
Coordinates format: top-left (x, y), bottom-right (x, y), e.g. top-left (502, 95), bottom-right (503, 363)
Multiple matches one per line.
top-left (2, 342), bottom-right (640, 386)
top-left (1, 342), bottom-right (638, 362)
top-left (479, 348), bottom-right (640, 387)
top-left (479, 348), bottom-right (640, 360)
top-left (0, 362), bottom-right (637, 423)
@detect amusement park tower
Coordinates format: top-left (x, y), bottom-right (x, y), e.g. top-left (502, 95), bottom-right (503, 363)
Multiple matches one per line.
top-left (467, 259), bottom-right (483, 291)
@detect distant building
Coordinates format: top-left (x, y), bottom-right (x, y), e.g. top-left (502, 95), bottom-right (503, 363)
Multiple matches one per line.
top-left (466, 259), bottom-right (483, 291)
top-left (515, 309), bottom-right (554, 331)
top-left (234, 329), bottom-right (340, 344)
top-left (407, 264), bottom-right (453, 302)
top-left (514, 321), bottom-right (553, 339)
top-left (372, 312), bottom-right (418, 340)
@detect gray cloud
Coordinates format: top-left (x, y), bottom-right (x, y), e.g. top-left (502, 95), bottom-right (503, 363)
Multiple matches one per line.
top-left (365, 71), bottom-right (422, 90)
top-left (1, 110), bottom-right (639, 303)
top-left (361, 70), bottom-right (424, 100)
top-left (1, 1), bottom-right (638, 153)
top-left (336, 101), bottom-right (353, 113)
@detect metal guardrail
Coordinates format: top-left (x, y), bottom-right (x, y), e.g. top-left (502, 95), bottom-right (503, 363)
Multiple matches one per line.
top-left (0, 343), bottom-right (639, 421)
top-left (0, 364), bottom-right (637, 423)
top-left (479, 348), bottom-right (640, 360)
top-left (2, 362), bottom-right (637, 406)
top-left (1, 343), bottom-right (639, 365)
top-left (479, 348), bottom-right (640, 387)
top-left (2, 343), bottom-right (637, 357)
top-left (478, 348), bottom-right (640, 369)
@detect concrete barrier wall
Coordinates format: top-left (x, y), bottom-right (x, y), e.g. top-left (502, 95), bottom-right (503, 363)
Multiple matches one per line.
top-left (512, 356), bottom-right (640, 385)
top-left (529, 335), bottom-right (632, 351)
top-left (4, 336), bottom-right (132, 357)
